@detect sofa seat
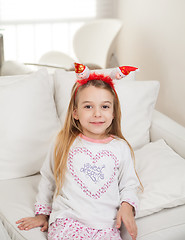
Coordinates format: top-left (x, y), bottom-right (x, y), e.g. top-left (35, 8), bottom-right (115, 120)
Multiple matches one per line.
top-left (0, 175), bottom-right (46, 240)
top-left (0, 219), bottom-right (11, 240)
top-left (0, 174), bottom-right (185, 240)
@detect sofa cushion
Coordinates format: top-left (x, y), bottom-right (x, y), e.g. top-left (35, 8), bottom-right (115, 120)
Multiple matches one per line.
top-left (0, 174), bottom-right (47, 240)
top-left (0, 69), bottom-right (60, 180)
top-left (54, 69), bottom-right (159, 149)
top-left (135, 139), bottom-right (185, 218)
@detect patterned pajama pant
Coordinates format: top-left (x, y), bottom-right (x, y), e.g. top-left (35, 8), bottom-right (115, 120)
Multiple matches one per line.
top-left (48, 218), bottom-right (122, 240)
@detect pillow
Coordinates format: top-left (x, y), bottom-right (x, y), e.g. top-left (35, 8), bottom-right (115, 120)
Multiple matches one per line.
top-left (54, 69), bottom-right (159, 149)
top-left (135, 139), bottom-right (185, 218)
top-left (115, 80), bottom-right (159, 149)
top-left (0, 69), bottom-right (60, 180)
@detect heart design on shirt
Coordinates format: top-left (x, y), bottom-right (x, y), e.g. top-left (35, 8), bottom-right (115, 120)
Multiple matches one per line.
top-left (68, 147), bottom-right (119, 199)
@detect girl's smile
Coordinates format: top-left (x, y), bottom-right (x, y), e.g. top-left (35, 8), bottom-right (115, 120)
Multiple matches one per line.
top-left (90, 121), bottom-right (105, 124)
top-left (73, 86), bottom-right (114, 140)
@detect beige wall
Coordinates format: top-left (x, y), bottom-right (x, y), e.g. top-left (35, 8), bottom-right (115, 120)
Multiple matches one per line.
top-left (116, 0), bottom-right (185, 127)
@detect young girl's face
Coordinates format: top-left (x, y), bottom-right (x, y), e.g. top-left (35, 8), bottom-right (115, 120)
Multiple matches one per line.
top-left (73, 85), bottom-right (114, 140)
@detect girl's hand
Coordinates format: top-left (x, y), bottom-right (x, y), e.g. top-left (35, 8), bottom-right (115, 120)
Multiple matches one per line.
top-left (116, 202), bottom-right (137, 240)
top-left (16, 214), bottom-right (49, 232)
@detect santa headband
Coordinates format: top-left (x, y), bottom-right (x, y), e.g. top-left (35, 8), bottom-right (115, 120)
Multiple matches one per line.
top-left (74, 62), bottom-right (139, 97)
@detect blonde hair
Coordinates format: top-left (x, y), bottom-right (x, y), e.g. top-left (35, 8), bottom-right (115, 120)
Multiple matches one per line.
top-left (54, 79), bottom-right (142, 195)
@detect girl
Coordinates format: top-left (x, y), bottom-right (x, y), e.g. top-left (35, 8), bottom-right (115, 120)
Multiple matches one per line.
top-left (16, 69), bottom-right (140, 240)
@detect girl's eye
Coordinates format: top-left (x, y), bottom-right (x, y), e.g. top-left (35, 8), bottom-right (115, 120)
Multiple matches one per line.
top-left (102, 105), bottom-right (110, 109)
top-left (84, 105), bottom-right (92, 109)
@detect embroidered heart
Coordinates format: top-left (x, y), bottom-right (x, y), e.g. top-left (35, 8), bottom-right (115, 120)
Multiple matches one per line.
top-left (68, 147), bottom-right (119, 199)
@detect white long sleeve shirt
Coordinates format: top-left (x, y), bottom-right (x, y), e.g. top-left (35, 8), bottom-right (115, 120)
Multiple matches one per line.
top-left (35, 134), bottom-right (139, 229)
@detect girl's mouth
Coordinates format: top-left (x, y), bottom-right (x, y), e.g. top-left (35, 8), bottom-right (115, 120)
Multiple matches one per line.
top-left (90, 121), bottom-right (105, 125)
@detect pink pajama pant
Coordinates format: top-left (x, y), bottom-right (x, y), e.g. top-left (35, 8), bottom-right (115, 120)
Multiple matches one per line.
top-left (48, 218), bottom-right (122, 240)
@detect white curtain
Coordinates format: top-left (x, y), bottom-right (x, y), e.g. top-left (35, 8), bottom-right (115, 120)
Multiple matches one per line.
top-left (0, 0), bottom-right (116, 62)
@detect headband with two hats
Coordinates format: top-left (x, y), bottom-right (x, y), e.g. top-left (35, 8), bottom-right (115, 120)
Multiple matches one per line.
top-left (74, 62), bottom-right (139, 95)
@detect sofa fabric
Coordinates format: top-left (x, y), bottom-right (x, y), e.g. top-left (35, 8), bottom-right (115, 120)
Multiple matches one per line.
top-left (0, 68), bottom-right (184, 240)
top-left (0, 69), bottom-right (60, 180)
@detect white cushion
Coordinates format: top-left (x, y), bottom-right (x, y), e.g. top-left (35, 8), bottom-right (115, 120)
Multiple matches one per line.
top-left (115, 79), bottom-right (159, 149)
top-left (0, 69), bottom-right (60, 180)
top-left (122, 205), bottom-right (185, 239)
top-left (54, 69), bottom-right (159, 149)
top-left (0, 220), bottom-right (11, 240)
top-left (0, 174), bottom-right (47, 239)
top-left (135, 139), bottom-right (185, 218)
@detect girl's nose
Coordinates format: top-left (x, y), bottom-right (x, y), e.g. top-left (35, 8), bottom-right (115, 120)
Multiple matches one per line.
top-left (94, 107), bottom-right (101, 117)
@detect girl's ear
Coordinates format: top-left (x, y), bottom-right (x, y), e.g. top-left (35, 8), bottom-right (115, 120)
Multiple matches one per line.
top-left (73, 109), bottom-right (79, 120)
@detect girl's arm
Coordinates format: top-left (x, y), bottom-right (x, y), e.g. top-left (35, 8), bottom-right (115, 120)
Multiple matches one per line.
top-left (118, 142), bottom-right (139, 214)
top-left (116, 142), bottom-right (140, 240)
top-left (116, 202), bottom-right (137, 240)
top-left (16, 141), bottom-right (56, 231)
top-left (34, 141), bottom-right (56, 216)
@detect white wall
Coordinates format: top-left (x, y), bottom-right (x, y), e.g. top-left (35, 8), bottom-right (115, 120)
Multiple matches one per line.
top-left (116, 0), bottom-right (185, 127)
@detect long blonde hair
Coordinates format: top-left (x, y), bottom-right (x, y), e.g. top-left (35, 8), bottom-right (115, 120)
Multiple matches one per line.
top-left (54, 79), bottom-right (142, 195)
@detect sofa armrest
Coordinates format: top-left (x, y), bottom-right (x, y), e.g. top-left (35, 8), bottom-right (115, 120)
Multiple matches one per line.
top-left (150, 110), bottom-right (185, 159)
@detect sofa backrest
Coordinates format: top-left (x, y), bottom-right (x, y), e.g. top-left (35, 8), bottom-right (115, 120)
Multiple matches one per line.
top-left (0, 68), bottom-right (160, 180)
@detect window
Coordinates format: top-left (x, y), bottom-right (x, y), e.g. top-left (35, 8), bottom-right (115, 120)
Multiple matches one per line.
top-left (0, 0), bottom-right (116, 63)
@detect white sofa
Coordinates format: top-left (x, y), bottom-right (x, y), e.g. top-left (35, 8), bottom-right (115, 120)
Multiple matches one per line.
top-left (0, 64), bottom-right (185, 240)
